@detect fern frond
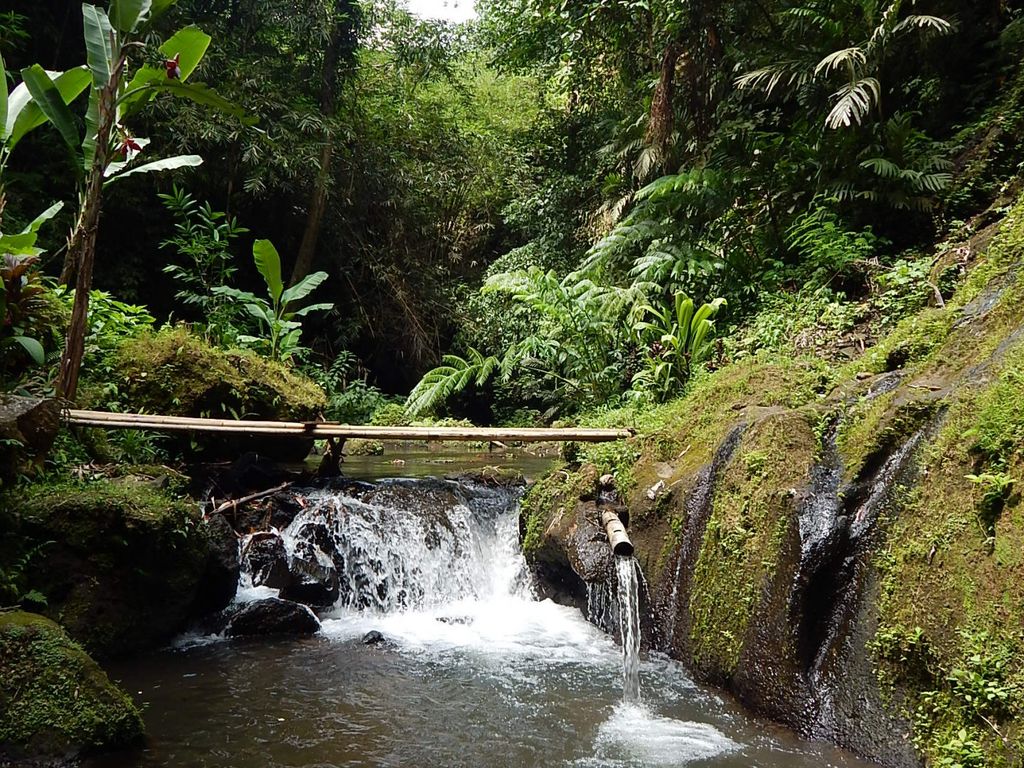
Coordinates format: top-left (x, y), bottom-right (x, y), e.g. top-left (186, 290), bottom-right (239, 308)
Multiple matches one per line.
top-left (814, 47), bottom-right (867, 77)
top-left (404, 348), bottom-right (501, 417)
top-left (892, 14), bottom-right (953, 36)
top-left (825, 77), bottom-right (880, 129)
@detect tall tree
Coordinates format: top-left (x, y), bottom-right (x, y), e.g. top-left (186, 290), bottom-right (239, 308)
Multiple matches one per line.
top-left (290, 0), bottom-right (360, 286)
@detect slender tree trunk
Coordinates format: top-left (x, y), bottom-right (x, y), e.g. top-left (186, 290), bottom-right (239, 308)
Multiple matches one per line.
top-left (289, 21), bottom-right (344, 286)
top-left (57, 61), bottom-right (122, 401)
top-left (646, 42), bottom-right (681, 166)
top-left (290, 136), bottom-right (334, 285)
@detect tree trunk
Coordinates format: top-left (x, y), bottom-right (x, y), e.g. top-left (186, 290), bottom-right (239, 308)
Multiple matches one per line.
top-left (646, 42), bottom-right (682, 164)
top-left (289, 19), bottom-right (345, 287)
top-left (57, 63), bottom-right (121, 401)
top-left (290, 136), bottom-right (334, 286)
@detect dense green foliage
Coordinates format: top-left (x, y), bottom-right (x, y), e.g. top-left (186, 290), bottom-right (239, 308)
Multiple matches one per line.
top-left (2, 0), bottom-right (1022, 421)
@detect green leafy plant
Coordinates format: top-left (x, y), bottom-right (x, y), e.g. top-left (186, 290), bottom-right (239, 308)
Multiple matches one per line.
top-left (873, 256), bottom-right (932, 325)
top-left (737, 1), bottom-right (953, 130)
top-left (0, 537), bottom-right (51, 608)
top-left (630, 293), bottom-right (726, 401)
top-left (405, 347), bottom-right (504, 418)
top-left (54, 288), bottom-right (155, 409)
top-left (311, 351), bottom-right (395, 424)
top-left (159, 185), bottom-right (249, 346)
top-left (965, 471), bottom-right (1016, 544)
top-left (14, 1), bottom-right (247, 399)
top-left (784, 204), bottom-right (881, 288)
top-left (1, 203), bottom-right (65, 375)
top-left (212, 239), bottom-right (332, 362)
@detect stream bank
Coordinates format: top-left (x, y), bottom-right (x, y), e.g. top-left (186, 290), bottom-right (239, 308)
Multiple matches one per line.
top-left (523, 195), bottom-right (1024, 767)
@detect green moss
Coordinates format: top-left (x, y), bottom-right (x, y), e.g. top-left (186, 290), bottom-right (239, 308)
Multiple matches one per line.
top-left (520, 463), bottom-right (591, 557)
top-left (88, 325), bottom-right (326, 420)
top-left (838, 392), bottom-right (940, 483)
top-left (688, 412), bottom-right (815, 677)
top-left (853, 309), bottom-right (954, 376)
top-left (872, 341), bottom-right (1024, 767)
top-left (955, 194), bottom-right (1024, 308)
top-left (3, 479), bottom-right (209, 658)
top-left (0, 611), bottom-right (143, 759)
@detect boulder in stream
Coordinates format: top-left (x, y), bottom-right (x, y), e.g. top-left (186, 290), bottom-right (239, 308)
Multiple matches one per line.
top-left (192, 511), bottom-right (241, 617)
top-left (0, 611), bottom-right (144, 762)
top-left (279, 542), bottom-right (340, 607)
top-left (241, 532), bottom-right (290, 589)
top-left (4, 479), bottom-right (212, 659)
top-left (224, 598), bottom-right (321, 637)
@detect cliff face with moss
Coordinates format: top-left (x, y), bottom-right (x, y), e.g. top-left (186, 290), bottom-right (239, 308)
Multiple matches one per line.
top-left (523, 197), bottom-right (1024, 768)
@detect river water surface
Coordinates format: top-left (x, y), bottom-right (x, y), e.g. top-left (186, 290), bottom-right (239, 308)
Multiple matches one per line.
top-left (88, 458), bottom-right (879, 768)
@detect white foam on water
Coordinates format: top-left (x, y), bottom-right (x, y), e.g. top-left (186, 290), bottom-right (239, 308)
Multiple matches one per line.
top-left (590, 702), bottom-right (738, 767)
top-left (321, 594), bottom-right (616, 662)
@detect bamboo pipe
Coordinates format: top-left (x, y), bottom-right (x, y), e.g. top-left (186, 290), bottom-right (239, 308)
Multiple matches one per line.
top-left (601, 508), bottom-right (634, 557)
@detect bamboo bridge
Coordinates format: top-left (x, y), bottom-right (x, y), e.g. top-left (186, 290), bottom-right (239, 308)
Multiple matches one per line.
top-left (65, 409), bottom-right (633, 443)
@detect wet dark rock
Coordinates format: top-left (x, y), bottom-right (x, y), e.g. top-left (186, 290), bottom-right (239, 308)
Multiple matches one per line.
top-left (279, 542), bottom-right (340, 607)
top-left (268, 493), bottom-right (306, 530)
top-left (241, 533), bottom-right (290, 589)
top-left (190, 453), bottom-right (307, 528)
top-left (446, 468), bottom-right (527, 488)
top-left (224, 598), bottom-right (320, 637)
top-left (361, 630), bottom-right (393, 647)
top-left (566, 502), bottom-right (613, 582)
top-left (0, 396), bottom-right (60, 482)
top-left (191, 512), bottom-right (241, 617)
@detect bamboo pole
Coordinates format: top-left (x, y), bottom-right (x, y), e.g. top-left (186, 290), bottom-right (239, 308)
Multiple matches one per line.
top-left (65, 409), bottom-right (633, 443)
top-left (601, 509), bottom-right (634, 557)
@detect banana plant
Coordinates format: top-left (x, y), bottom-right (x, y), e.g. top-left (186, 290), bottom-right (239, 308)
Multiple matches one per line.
top-left (212, 239), bottom-right (333, 362)
top-left (0, 53), bottom-right (91, 224)
top-left (631, 293), bottom-right (726, 401)
top-left (15, 0), bottom-right (246, 399)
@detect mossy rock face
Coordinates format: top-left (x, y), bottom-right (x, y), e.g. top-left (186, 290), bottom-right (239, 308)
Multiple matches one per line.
top-left (7, 480), bottom-right (212, 659)
top-left (85, 327), bottom-right (327, 460)
top-left (0, 611), bottom-right (143, 761)
top-left (522, 193), bottom-right (1024, 767)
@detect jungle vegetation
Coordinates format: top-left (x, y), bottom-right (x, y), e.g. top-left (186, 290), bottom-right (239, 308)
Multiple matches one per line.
top-left (2, 0), bottom-right (1022, 431)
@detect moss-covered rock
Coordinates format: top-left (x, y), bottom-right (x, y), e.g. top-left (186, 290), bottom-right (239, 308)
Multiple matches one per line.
top-left (0, 611), bottom-right (143, 761)
top-left (522, 191), bottom-right (1024, 767)
top-left (4, 479), bottom-right (213, 659)
top-left (83, 326), bottom-right (327, 460)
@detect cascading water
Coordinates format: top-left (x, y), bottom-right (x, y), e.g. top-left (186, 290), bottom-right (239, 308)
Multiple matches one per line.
top-left (102, 475), bottom-right (881, 768)
top-left (275, 479), bottom-right (530, 613)
top-left (615, 555), bottom-right (642, 703)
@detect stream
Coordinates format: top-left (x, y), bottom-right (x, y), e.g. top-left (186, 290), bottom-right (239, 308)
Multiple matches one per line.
top-left (87, 457), bottom-right (878, 768)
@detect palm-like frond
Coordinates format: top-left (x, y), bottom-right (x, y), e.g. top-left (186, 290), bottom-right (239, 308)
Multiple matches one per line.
top-left (404, 347), bottom-right (501, 417)
top-left (825, 77), bottom-right (881, 129)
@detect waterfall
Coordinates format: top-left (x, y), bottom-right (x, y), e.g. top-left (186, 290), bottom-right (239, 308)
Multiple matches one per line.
top-left (616, 555), bottom-right (642, 703)
top-left (240, 478), bottom-right (532, 614)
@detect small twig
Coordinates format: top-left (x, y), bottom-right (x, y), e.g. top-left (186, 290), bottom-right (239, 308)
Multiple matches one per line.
top-left (977, 712), bottom-right (1008, 745)
top-left (208, 481), bottom-right (292, 519)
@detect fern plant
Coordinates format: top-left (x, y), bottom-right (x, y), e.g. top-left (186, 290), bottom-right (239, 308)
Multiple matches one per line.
top-left (736, 0), bottom-right (953, 130)
top-left (405, 265), bottom-right (649, 417)
top-left (405, 347), bottom-right (505, 418)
